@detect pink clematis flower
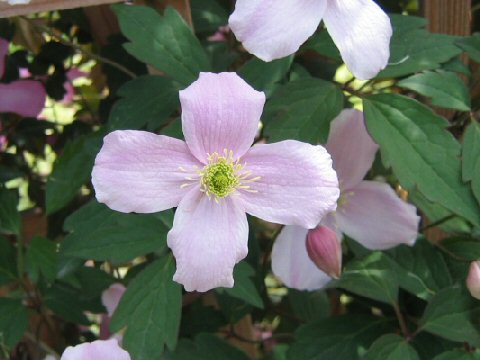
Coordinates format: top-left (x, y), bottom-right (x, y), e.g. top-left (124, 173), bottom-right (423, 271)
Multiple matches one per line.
top-left (63, 68), bottom-right (87, 105)
top-left (60, 339), bottom-right (130, 360)
top-left (272, 109), bottom-right (420, 290)
top-left (92, 72), bottom-right (340, 292)
top-left (0, 37), bottom-right (46, 117)
top-left (228, 0), bottom-right (392, 80)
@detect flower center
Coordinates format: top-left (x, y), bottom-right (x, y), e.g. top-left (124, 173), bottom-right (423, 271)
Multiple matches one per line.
top-left (202, 158), bottom-right (239, 198)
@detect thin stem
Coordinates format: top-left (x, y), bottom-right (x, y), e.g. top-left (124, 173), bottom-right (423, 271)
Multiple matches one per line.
top-left (420, 214), bottom-right (456, 232)
top-left (393, 303), bottom-right (411, 340)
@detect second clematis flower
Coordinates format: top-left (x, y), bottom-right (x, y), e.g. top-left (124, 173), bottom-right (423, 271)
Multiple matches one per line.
top-left (228, 0), bottom-right (392, 80)
top-left (272, 109), bottom-right (420, 290)
top-left (92, 72), bottom-right (340, 292)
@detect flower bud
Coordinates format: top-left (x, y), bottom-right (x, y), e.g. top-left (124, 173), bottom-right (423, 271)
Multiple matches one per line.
top-left (306, 226), bottom-right (342, 279)
top-left (467, 261), bottom-right (480, 300)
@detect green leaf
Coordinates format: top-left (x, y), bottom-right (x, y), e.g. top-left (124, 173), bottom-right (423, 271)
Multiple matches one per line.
top-left (364, 94), bottom-right (480, 226)
top-left (239, 56), bottom-right (293, 95)
top-left (61, 200), bottom-right (172, 263)
top-left (191, 0), bottom-right (228, 33)
top-left (288, 289), bottom-right (330, 322)
top-left (0, 189), bottom-right (20, 235)
top-left (110, 257), bottom-right (182, 360)
top-left (456, 34), bottom-right (480, 63)
top-left (25, 236), bottom-right (58, 284)
top-left (412, 332), bottom-right (461, 360)
top-left (363, 334), bottom-right (420, 360)
top-left (43, 283), bottom-right (91, 325)
top-left (462, 122), bottom-right (480, 204)
top-left (419, 287), bottom-right (480, 346)
top-left (441, 237), bottom-right (480, 260)
top-left (0, 298), bottom-right (28, 349)
top-left (288, 315), bottom-right (394, 360)
top-left (398, 71), bottom-right (470, 111)
top-left (305, 31), bottom-right (341, 61)
top-left (263, 78), bottom-right (343, 144)
top-left (217, 261), bottom-right (263, 309)
top-left (433, 350), bottom-right (480, 360)
top-left (108, 75), bottom-right (180, 131)
top-left (46, 133), bottom-right (102, 214)
top-left (333, 252), bottom-right (398, 305)
top-left (378, 18), bottom-right (461, 78)
top-left (0, 236), bottom-right (17, 285)
top-left (113, 5), bottom-right (211, 85)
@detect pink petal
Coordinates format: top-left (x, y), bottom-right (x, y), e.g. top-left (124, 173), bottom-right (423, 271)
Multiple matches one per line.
top-left (336, 181), bottom-right (420, 250)
top-left (239, 140), bottom-right (339, 229)
top-left (324, 0), bottom-right (392, 80)
top-left (306, 226), bottom-right (342, 279)
top-left (92, 130), bottom-right (202, 213)
top-left (0, 81), bottom-right (46, 117)
top-left (167, 187), bottom-right (248, 292)
top-left (180, 72), bottom-right (265, 163)
top-left (229, 0), bottom-right (326, 62)
top-left (61, 339), bottom-right (130, 360)
top-left (467, 261), bottom-right (480, 300)
top-left (272, 225), bottom-right (331, 291)
top-left (66, 68), bottom-right (88, 82)
top-left (101, 283), bottom-right (126, 317)
top-left (0, 37), bottom-right (7, 78)
top-left (326, 109), bottom-right (378, 191)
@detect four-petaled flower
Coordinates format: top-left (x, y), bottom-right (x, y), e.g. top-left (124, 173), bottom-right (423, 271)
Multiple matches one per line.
top-left (272, 109), bottom-right (420, 290)
top-left (92, 72), bottom-right (340, 292)
top-left (228, 0), bottom-right (392, 80)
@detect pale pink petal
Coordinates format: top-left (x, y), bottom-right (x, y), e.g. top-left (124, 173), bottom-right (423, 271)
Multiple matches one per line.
top-left (167, 187), bottom-right (248, 292)
top-left (467, 261), bottom-right (480, 300)
top-left (229, 0), bottom-right (326, 62)
top-left (92, 130), bottom-right (202, 213)
top-left (101, 283), bottom-right (126, 317)
top-left (66, 68), bottom-right (87, 82)
top-left (180, 72), bottom-right (265, 163)
top-left (239, 140), bottom-right (339, 229)
top-left (324, 0), bottom-right (392, 80)
top-left (0, 81), bottom-right (46, 117)
top-left (0, 37), bottom-right (7, 78)
top-left (336, 181), bottom-right (420, 250)
top-left (61, 339), bottom-right (130, 360)
top-left (272, 225), bottom-right (331, 291)
top-left (326, 109), bottom-right (378, 191)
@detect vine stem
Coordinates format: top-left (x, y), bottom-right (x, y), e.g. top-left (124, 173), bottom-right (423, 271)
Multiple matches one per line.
top-left (393, 303), bottom-right (411, 340)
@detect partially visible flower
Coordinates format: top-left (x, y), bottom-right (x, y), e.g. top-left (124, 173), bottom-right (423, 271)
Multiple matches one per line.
top-left (467, 261), bottom-right (480, 300)
top-left (0, 120), bottom-right (7, 152)
top-left (92, 72), bottom-right (340, 292)
top-left (272, 109), bottom-right (420, 290)
top-left (100, 283), bottom-right (126, 340)
top-left (228, 0), bottom-right (392, 80)
top-left (0, 37), bottom-right (46, 117)
top-left (60, 339), bottom-right (130, 360)
top-left (207, 26), bottom-right (230, 42)
top-left (306, 225), bottom-right (342, 279)
top-left (63, 68), bottom-right (87, 104)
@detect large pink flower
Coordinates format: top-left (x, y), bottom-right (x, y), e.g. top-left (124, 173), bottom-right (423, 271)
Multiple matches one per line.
top-left (228, 0), bottom-right (392, 80)
top-left (272, 109), bottom-right (420, 290)
top-left (0, 37), bottom-right (46, 117)
top-left (92, 72), bottom-right (340, 292)
top-left (61, 339), bottom-right (130, 360)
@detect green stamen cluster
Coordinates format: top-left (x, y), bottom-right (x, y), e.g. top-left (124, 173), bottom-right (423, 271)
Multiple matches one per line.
top-left (203, 159), bottom-right (239, 198)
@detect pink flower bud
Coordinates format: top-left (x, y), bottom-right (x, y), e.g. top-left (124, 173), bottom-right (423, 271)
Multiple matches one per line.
top-left (467, 261), bottom-right (480, 300)
top-left (306, 226), bottom-right (342, 279)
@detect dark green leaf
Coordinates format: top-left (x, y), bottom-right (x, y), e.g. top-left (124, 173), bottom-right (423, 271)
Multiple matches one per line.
top-left (113, 5), bottom-right (211, 85)
top-left (456, 34), bottom-right (480, 63)
top-left (43, 283), bottom-right (91, 325)
top-left (191, 0), bottom-right (228, 33)
top-left (0, 189), bottom-right (20, 235)
top-left (61, 200), bottom-right (171, 263)
top-left (239, 56), bottom-right (293, 95)
top-left (441, 237), bottom-right (480, 261)
top-left (263, 78), bottom-right (343, 144)
top-left (398, 71), bottom-right (470, 111)
top-left (433, 350), bottom-right (480, 360)
top-left (288, 289), bottom-right (330, 322)
top-left (110, 257), bottom-right (182, 360)
top-left (25, 236), bottom-right (58, 284)
top-left (0, 236), bottom-right (17, 285)
top-left (363, 334), bottom-right (420, 360)
top-left (462, 122), bottom-right (480, 204)
top-left (0, 298), bottom-right (28, 349)
top-left (305, 31), bottom-right (341, 61)
top-left (288, 315), bottom-right (394, 360)
top-left (364, 94), bottom-right (480, 226)
top-left (419, 287), bottom-right (480, 346)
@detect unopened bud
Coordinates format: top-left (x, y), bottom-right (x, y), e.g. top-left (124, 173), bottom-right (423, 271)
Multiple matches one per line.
top-left (306, 226), bottom-right (342, 279)
top-left (467, 261), bottom-right (480, 300)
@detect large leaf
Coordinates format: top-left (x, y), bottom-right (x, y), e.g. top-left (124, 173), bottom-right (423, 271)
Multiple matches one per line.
top-left (0, 236), bottom-right (17, 286)
top-left (433, 351), bottom-right (480, 360)
top-left (333, 252), bottom-right (398, 305)
top-left (456, 34), bottom-right (480, 63)
top-left (419, 287), bottom-right (480, 346)
top-left (110, 257), bottom-right (182, 360)
top-left (0, 298), bottom-right (28, 349)
top-left (364, 94), bottom-right (480, 226)
top-left (441, 237), bottom-right (480, 261)
top-left (462, 122), bottom-right (480, 204)
top-left (25, 236), bottom-right (58, 284)
top-left (262, 78), bottom-right (343, 144)
top-left (288, 315), bottom-right (394, 360)
top-left (0, 189), bottom-right (20, 235)
top-left (46, 133), bottom-right (102, 214)
top-left (363, 334), bottom-right (420, 360)
top-left (398, 71), bottom-right (470, 111)
top-left (239, 56), bottom-right (293, 95)
top-left (288, 289), bottom-right (330, 323)
top-left (113, 5), bottom-right (210, 86)
top-left (61, 200), bottom-right (171, 263)
top-left (108, 75), bottom-right (180, 131)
